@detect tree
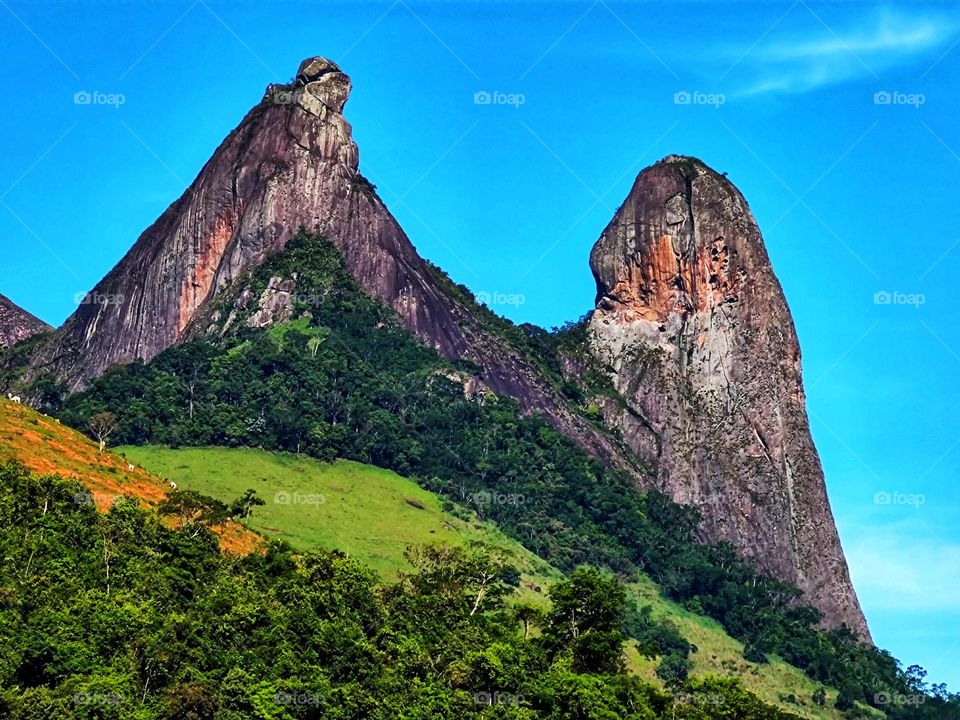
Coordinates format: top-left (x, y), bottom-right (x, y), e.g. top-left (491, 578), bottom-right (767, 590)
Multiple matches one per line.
top-left (624, 602), bottom-right (692, 659)
top-left (512, 602), bottom-right (542, 641)
top-left (834, 679), bottom-right (859, 711)
top-left (656, 652), bottom-right (692, 689)
top-left (403, 543), bottom-right (510, 617)
top-left (544, 567), bottom-right (627, 674)
top-left (229, 489), bottom-right (265, 519)
top-left (305, 329), bottom-right (330, 358)
top-left (88, 411), bottom-right (118, 452)
top-left (158, 490), bottom-right (229, 537)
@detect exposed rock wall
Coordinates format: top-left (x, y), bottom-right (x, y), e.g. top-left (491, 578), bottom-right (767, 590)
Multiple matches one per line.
top-left (586, 155), bottom-right (869, 638)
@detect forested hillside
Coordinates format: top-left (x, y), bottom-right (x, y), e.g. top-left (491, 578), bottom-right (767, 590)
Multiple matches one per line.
top-left (1, 461), bottom-right (810, 719)
top-left (30, 231), bottom-right (954, 718)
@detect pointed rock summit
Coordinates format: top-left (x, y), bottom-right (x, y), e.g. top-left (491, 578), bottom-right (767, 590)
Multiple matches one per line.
top-left (586, 155), bottom-right (869, 638)
top-left (43, 57), bottom-right (446, 382)
top-left (30, 57), bottom-right (629, 466)
top-left (49, 57), bottom-right (365, 383)
top-left (0, 293), bottom-right (50, 348)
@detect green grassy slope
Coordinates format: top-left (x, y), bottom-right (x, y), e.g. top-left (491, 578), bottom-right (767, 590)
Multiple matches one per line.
top-left (625, 575), bottom-right (864, 720)
top-left (121, 444), bottom-right (852, 720)
top-left (119, 445), bottom-right (559, 598)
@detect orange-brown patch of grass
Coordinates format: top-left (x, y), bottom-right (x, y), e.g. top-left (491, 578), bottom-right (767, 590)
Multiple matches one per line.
top-left (0, 398), bottom-right (263, 554)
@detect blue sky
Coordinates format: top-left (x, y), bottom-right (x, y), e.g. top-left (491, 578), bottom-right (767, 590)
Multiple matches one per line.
top-left (1, 0), bottom-right (959, 688)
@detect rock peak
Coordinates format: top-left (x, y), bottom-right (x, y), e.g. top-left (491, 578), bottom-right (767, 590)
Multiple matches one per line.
top-left (591, 153), bottom-right (746, 320)
top-left (265, 56), bottom-right (352, 115)
top-left (649, 154), bottom-right (732, 183)
top-left (655, 153), bottom-right (707, 166)
top-left (296, 56), bottom-right (345, 82)
top-left (586, 156), bottom-right (870, 639)
top-left (0, 293), bottom-right (50, 348)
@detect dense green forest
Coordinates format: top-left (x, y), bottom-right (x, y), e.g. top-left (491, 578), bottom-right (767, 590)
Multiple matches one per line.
top-left (0, 461), bottom-right (804, 719)
top-left (30, 231), bottom-right (957, 718)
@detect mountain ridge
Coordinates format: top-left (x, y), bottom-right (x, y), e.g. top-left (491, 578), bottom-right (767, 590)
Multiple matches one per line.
top-left (1, 57), bottom-right (865, 639)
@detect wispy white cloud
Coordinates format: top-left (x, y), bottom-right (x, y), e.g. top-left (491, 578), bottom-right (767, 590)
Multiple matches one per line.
top-left (729, 7), bottom-right (959, 96)
top-left (847, 523), bottom-right (960, 612)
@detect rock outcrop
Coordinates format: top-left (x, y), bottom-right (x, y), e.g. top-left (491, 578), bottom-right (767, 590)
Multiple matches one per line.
top-left (585, 155), bottom-right (869, 639)
top-left (0, 293), bottom-right (50, 348)
top-left (30, 57), bottom-right (630, 470)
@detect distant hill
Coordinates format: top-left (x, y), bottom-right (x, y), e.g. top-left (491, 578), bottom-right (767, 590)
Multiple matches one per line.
top-left (0, 293), bottom-right (49, 349)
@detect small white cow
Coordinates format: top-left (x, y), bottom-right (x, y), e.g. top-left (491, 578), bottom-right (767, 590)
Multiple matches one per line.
top-left (6, 393), bottom-right (21, 404)
top-left (168, 481), bottom-right (178, 490)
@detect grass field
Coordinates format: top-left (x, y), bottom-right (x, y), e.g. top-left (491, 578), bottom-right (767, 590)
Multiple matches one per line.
top-left (119, 445), bottom-right (560, 596)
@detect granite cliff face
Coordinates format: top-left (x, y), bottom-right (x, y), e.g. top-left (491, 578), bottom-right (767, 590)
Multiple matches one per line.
top-left (0, 294), bottom-right (50, 348)
top-left (32, 57), bottom-right (628, 468)
top-left (584, 155), bottom-right (869, 639)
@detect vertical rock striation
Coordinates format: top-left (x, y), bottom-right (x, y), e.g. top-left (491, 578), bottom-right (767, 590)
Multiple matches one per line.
top-left (586, 155), bottom-right (869, 639)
